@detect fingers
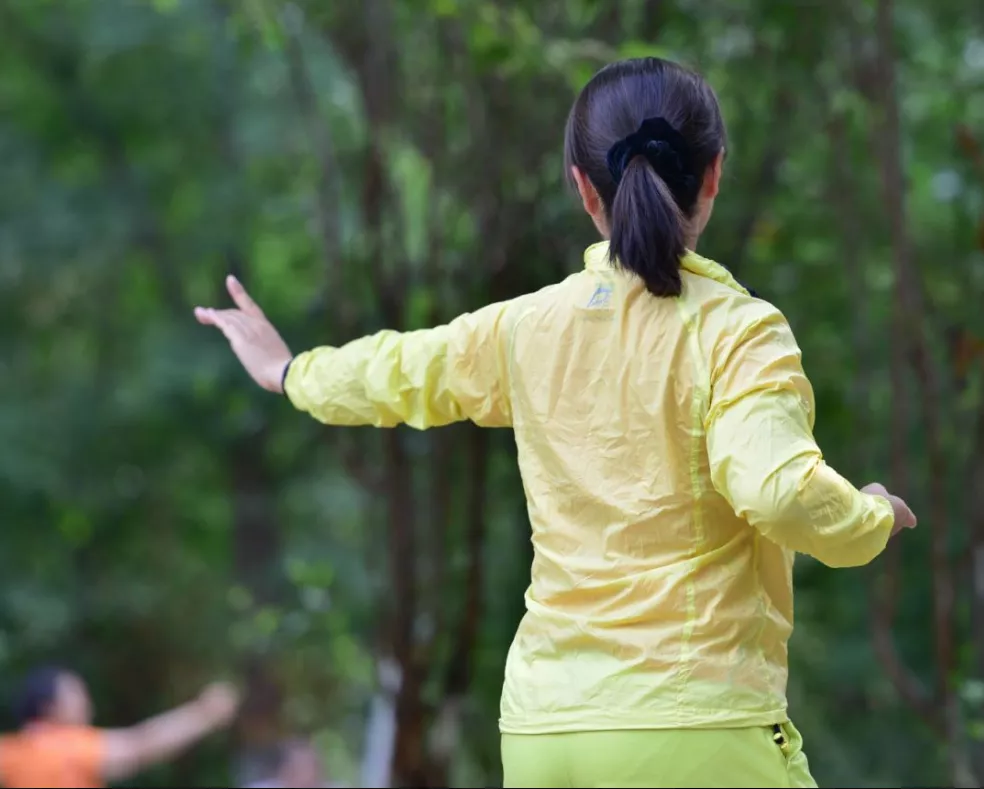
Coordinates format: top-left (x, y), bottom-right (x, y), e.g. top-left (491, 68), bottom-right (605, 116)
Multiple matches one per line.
top-left (226, 275), bottom-right (264, 318)
top-left (194, 306), bottom-right (216, 326)
top-left (888, 494), bottom-right (917, 530)
top-left (860, 484), bottom-right (917, 532)
top-left (895, 498), bottom-right (916, 528)
top-left (194, 275), bottom-right (263, 326)
top-left (196, 308), bottom-right (251, 344)
top-left (861, 482), bottom-right (889, 498)
top-left (902, 503), bottom-right (917, 529)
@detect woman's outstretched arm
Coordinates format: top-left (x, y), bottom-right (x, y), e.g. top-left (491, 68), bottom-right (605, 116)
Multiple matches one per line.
top-left (195, 275), bottom-right (516, 429)
top-left (705, 300), bottom-right (916, 568)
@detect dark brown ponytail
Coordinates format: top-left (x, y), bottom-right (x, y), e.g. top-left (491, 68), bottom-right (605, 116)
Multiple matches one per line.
top-left (608, 156), bottom-right (686, 297)
top-left (564, 58), bottom-right (726, 297)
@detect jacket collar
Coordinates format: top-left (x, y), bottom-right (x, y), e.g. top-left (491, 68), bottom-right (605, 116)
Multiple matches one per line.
top-left (583, 240), bottom-right (748, 295)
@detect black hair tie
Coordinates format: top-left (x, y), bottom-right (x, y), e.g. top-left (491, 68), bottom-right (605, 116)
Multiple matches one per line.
top-left (280, 356), bottom-right (294, 396)
top-left (606, 117), bottom-right (698, 206)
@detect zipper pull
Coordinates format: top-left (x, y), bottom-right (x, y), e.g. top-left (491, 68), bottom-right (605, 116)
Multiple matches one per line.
top-left (772, 724), bottom-right (789, 753)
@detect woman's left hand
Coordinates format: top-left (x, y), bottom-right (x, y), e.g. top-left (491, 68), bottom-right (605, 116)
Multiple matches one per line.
top-left (195, 276), bottom-right (293, 394)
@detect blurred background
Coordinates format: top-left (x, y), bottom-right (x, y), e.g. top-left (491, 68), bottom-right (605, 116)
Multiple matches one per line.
top-left (0, 0), bottom-right (983, 786)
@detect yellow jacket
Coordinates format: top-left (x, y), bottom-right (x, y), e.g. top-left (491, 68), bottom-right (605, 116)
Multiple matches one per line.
top-left (285, 241), bottom-right (894, 733)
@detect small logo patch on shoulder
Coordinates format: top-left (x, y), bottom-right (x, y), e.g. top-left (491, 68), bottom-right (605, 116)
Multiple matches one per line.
top-left (585, 284), bottom-right (613, 309)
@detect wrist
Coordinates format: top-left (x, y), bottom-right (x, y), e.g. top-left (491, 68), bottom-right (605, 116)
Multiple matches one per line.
top-left (279, 356), bottom-right (295, 396)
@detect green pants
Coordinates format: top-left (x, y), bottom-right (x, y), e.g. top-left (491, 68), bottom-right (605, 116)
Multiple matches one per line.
top-left (501, 721), bottom-right (817, 788)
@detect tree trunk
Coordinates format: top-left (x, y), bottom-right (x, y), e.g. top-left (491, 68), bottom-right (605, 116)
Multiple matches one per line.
top-left (230, 433), bottom-right (285, 753)
top-left (871, 0), bottom-right (967, 783)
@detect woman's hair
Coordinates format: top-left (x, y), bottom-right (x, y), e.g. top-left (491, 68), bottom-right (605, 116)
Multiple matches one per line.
top-left (12, 665), bottom-right (66, 727)
top-left (564, 58), bottom-right (726, 297)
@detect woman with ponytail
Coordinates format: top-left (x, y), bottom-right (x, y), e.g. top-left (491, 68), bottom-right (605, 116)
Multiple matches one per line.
top-left (196, 57), bottom-right (916, 787)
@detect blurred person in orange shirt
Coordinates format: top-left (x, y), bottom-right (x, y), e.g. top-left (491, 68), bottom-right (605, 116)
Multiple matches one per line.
top-left (0, 665), bottom-right (240, 788)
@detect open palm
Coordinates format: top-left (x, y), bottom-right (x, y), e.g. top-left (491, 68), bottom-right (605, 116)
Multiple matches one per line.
top-left (194, 276), bottom-right (293, 393)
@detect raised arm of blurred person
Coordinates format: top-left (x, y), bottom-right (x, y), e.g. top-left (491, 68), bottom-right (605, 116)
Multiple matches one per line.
top-left (100, 682), bottom-right (240, 781)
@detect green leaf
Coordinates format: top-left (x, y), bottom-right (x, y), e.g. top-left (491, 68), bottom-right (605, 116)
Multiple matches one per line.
top-left (57, 509), bottom-right (93, 547)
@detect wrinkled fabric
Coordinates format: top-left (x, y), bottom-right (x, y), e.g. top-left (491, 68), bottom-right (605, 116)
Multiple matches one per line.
top-left (285, 241), bottom-right (894, 735)
top-left (501, 721), bottom-right (817, 788)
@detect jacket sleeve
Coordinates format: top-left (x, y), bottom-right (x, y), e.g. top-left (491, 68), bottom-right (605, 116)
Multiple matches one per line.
top-left (705, 302), bottom-right (894, 568)
top-left (283, 299), bottom-right (516, 429)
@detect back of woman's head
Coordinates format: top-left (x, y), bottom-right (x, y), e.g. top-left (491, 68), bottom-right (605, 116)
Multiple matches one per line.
top-left (564, 58), bottom-right (726, 297)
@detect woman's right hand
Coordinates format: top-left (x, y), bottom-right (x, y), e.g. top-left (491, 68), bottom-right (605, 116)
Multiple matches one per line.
top-left (861, 482), bottom-right (917, 535)
top-left (195, 276), bottom-right (293, 393)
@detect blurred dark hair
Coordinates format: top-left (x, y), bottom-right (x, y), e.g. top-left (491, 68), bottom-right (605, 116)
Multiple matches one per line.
top-left (563, 58), bottom-right (726, 297)
top-left (12, 666), bottom-right (67, 727)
